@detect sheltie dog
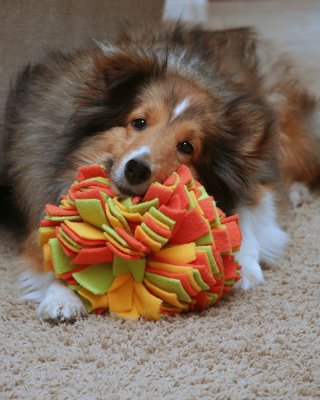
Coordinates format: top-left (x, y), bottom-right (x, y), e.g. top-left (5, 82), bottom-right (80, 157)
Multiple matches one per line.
top-left (3, 22), bottom-right (320, 320)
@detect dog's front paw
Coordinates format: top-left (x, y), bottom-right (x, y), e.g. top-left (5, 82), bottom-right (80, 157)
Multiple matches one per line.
top-left (289, 182), bottom-right (314, 207)
top-left (37, 281), bottom-right (87, 322)
top-left (235, 259), bottom-right (264, 290)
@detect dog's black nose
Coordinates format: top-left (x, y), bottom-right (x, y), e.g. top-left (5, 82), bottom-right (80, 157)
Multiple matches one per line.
top-left (125, 159), bottom-right (151, 185)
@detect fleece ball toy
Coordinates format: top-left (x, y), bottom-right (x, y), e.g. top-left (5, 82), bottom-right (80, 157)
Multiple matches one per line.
top-left (38, 164), bottom-right (241, 320)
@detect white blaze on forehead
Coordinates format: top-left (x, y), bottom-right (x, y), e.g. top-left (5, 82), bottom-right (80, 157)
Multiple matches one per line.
top-left (171, 97), bottom-right (190, 122)
top-left (94, 40), bottom-right (116, 53)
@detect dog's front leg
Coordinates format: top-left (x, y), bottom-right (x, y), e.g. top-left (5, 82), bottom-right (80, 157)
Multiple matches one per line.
top-left (235, 191), bottom-right (288, 289)
top-left (18, 230), bottom-right (86, 321)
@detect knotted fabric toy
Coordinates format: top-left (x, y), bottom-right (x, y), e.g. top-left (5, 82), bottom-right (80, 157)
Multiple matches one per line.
top-left (38, 164), bottom-right (241, 320)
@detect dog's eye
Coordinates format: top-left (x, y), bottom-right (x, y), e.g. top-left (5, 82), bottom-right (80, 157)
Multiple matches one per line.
top-left (177, 141), bottom-right (194, 155)
top-left (131, 118), bottom-right (147, 131)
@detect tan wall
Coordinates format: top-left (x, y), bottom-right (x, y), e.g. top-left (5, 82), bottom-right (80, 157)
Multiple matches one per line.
top-left (0, 0), bottom-right (164, 180)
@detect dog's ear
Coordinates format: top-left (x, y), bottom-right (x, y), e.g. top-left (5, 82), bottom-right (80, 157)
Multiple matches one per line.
top-left (64, 50), bottom-right (167, 153)
top-left (72, 50), bottom-right (167, 121)
top-left (224, 94), bottom-right (276, 157)
top-left (78, 53), bottom-right (148, 108)
top-left (94, 51), bottom-right (167, 90)
top-left (195, 95), bottom-right (278, 212)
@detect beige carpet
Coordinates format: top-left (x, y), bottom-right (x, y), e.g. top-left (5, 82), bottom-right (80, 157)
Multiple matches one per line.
top-left (1, 1), bottom-right (320, 399)
top-left (1, 198), bottom-right (319, 399)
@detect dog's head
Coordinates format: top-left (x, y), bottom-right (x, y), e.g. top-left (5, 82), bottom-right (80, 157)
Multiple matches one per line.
top-left (65, 47), bottom-right (276, 211)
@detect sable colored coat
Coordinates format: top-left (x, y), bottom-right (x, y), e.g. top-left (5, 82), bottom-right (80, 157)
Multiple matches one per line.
top-left (3, 22), bottom-right (320, 320)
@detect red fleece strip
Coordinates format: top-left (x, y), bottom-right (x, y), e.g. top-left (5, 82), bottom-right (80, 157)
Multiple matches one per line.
top-left (146, 268), bottom-right (199, 297)
top-left (143, 184), bottom-right (173, 206)
top-left (222, 216), bottom-right (242, 249)
top-left (71, 181), bottom-right (110, 192)
top-left (77, 165), bottom-right (108, 181)
top-left (56, 233), bottom-right (78, 258)
top-left (217, 207), bottom-right (226, 219)
top-left (106, 242), bottom-right (140, 260)
top-left (131, 196), bottom-right (141, 205)
top-left (191, 252), bottom-right (216, 284)
top-left (221, 255), bottom-right (238, 280)
top-left (70, 246), bottom-right (114, 265)
top-left (73, 188), bottom-right (114, 205)
top-left (128, 221), bottom-right (139, 233)
top-left (40, 220), bottom-right (60, 227)
top-left (46, 204), bottom-right (79, 217)
top-left (64, 277), bottom-right (78, 285)
top-left (171, 209), bottom-right (209, 244)
top-left (193, 187), bottom-right (202, 198)
top-left (212, 228), bottom-right (231, 253)
top-left (166, 194), bottom-right (181, 209)
top-left (198, 197), bottom-right (217, 222)
top-left (163, 173), bottom-right (178, 186)
top-left (67, 189), bottom-right (76, 202)
top-left (174, 183), bottom-right (190, 209)
top-left (221, 214), bottom-right (238, 224)
top-left (209, 284), bottom-right (224, 300)
top-left (94, 308), bottom-right (106, 315)
top-left (191, 264), bottom-right (216, 286)
top-left (143, 215), bottom-right (172, 239)
top-left (159, 205), bottom-right (186, 237)
top-left (114, 227), bottom-right (151, 253)
top-left (196, 292), bottom-right (209, 310)
top-left (176, 164), bottom-right (193, 186)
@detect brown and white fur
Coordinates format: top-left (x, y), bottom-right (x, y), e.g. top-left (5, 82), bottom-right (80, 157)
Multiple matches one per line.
top-left (3, 22), bottom-right (320, 320)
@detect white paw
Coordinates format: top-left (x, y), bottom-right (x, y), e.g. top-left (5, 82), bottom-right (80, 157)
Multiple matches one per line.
top-left (18, 271), bottom-right (55, 302)
top-left (235, 259), bottom-right (264, 290)
top-left (289, 182), bottom-right (313, 207)
top-left (258, 226), bottom-right (289, 266)
top-left (37, 280), bottom-right (87, 322)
